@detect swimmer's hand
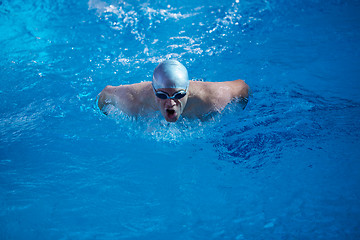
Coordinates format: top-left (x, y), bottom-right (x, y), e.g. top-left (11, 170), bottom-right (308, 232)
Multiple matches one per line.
top-left (239, 97), bottom-right (249, 110)
top-left (98, 86), bottom-right (116, 115)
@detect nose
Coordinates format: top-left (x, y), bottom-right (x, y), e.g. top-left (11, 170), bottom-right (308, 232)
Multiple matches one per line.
top-left (165, 98), bottom-right (176, 107)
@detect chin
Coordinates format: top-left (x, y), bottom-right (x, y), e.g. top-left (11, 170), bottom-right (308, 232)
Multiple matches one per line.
top-left (165, 117), bottom-right (178, 122)
top-left (164, 114), bottom-right (179, 122)
top-left (163, 111), bottom-right (180, 122)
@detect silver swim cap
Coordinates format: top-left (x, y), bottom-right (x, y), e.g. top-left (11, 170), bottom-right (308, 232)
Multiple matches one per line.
top-left (152, 59), bottom-right (189, 90)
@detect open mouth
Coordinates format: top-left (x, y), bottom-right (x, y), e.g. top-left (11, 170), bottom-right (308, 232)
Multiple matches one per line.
top-left (166, 109), bottom-right (175, 115)
top-left (166, 109), bottom-right (176, 119)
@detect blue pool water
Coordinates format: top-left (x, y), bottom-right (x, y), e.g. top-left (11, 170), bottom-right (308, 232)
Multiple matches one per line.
top-left (1, 0), bottom-right (360, 239)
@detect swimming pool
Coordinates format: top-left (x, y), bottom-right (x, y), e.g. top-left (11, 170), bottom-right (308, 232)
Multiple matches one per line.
top-left (1, 0), bottom-right (360, 239)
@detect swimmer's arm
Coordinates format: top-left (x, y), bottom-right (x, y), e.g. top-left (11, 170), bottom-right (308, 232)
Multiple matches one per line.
top-left (97, 85), bottom-right (120, 115)
top-left (231, 79), bottom-right (250, 109)
top-left (98, 85), bottom-right (138, 115)
top-left (231, 79), bottom-right (249, 97)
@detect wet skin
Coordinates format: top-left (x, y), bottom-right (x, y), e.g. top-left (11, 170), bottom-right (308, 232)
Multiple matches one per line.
top-left (98, 80), bottom-right (250, 122)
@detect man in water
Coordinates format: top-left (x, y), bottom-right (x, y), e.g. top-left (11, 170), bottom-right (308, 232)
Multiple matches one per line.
top-left (98, 59), bottom-right (249, 122)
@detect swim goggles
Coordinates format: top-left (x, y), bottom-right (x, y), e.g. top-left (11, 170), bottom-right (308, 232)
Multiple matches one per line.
top-left (152, 85), bottom-right (187, 100)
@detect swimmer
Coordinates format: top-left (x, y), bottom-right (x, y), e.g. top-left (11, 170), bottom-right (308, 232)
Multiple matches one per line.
top-left (98, 59), bottom-right (249, 122)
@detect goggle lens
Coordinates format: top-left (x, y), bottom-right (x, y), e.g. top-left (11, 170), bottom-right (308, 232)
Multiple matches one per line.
top-left (155, 91), bottom-right (186, 100)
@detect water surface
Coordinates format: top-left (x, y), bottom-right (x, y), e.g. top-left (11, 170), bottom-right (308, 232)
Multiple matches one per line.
top-left (1, 0), bottom-right (360, 239)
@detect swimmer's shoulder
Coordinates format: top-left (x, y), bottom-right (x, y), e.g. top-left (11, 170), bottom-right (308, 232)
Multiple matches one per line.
top-left (98, 85), bottom-right (131, 114)
top-left (189, 79), bottom-right (249, 97)
top-left (130, 82), bottom-right (156, 107)
top-left (103, 82), bottom-right (152, 98)
top-left (99, 82), bottom-right (154, 115)
top-left (187, 81), bottom-right (225, 113)
top-left (188, 79), bottom-right (249, 110)
top-left (189, 80), bottom-right (215, 93)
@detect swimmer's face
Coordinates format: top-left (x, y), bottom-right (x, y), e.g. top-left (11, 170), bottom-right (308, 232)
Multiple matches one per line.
top-left (154, 88), bottom-right (188, 122)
